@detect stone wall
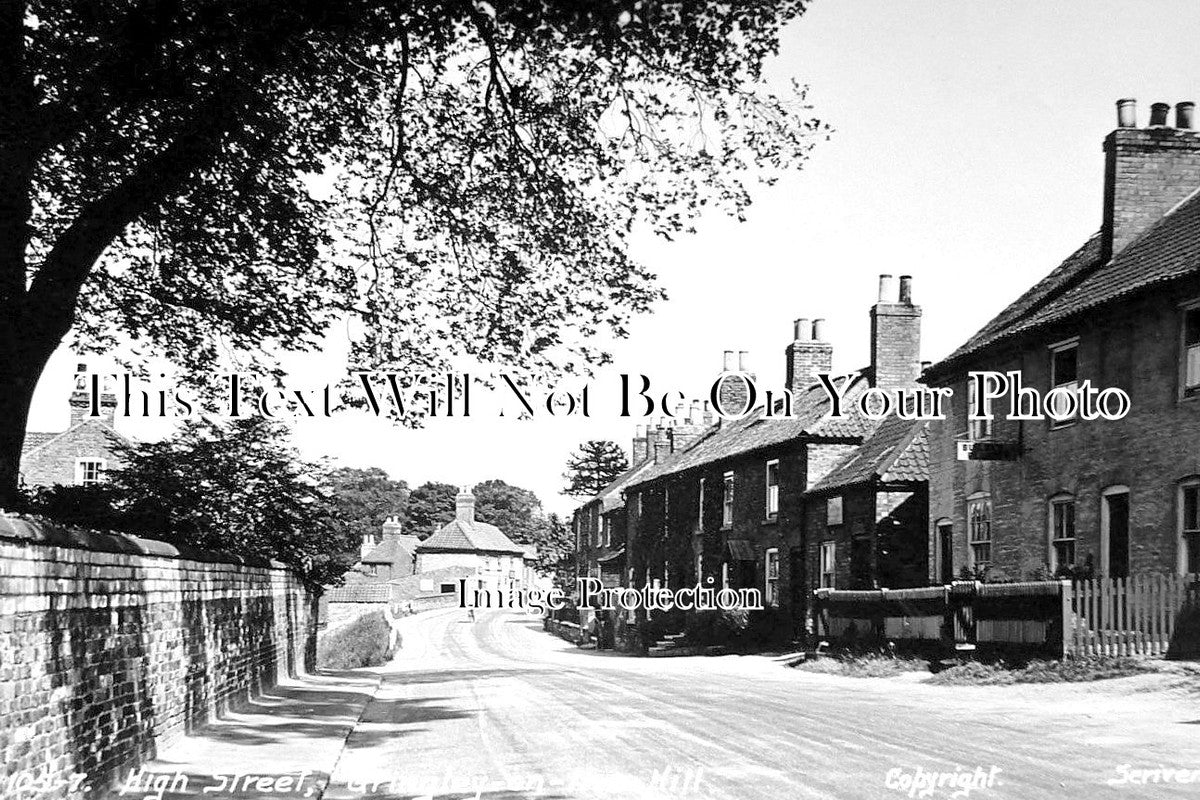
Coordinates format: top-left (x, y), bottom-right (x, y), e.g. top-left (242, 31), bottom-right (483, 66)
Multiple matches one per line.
top-left (0, 516), bottom-right (316, 800)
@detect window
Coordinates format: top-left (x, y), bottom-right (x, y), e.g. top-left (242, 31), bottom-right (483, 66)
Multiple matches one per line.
top-left (819, 541), bottom-right (836, 589)
top-left (74, 458), bottom-right (106, 485)
top-left (1049, 495), bottom-right (1076, 573)
top-left (439, 582), bottom-right (456, 594)
top-left (722, 471), bottom-right (734, 527)
top-left (695, 552), bottom-right (703, 584)
top-left (967, 495), bottom-right (992, 567)
top-left (827, 496), bottom-right (844, 526)
top-left (1049, 340), bottom-right (1080, 426)
top-left (765, 548), bottom-right (780, 605)
top-left (1184, 305), bottom-right (1200, 398)
top-left (967, 378), bottom-right (992, 440)
top-left (602, 516), bottom-right (612, 547)
top-left (366, 564), bottom-right (378, 577)
top-left (1182, 480), bottom-right (1200, 575)
top-left (765, 460), bottom-right (779, 518)
top-left (698, 477), bottom-right (706, 531)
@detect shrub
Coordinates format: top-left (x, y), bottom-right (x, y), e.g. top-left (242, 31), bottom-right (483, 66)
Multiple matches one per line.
top-left (643, 607), bottom-right (687, 642)
top-left (683, 609), bottom-right (749, 646)
top-left (317, 611), bottom-right (395, 670)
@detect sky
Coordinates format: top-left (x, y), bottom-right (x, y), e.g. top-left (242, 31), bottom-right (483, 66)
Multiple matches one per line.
top-left (26, 0), bottom-right (1200, 517)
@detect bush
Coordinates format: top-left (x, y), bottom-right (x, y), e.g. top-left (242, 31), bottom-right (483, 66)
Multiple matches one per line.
top-left (643, 607), bottom-right (687, 643)
top-left (927, 655), bottom-right (1158, 686)
top-left (683, 609), bottom-right (749, 646)
top-left (317, 611), bottom-right (395, 670)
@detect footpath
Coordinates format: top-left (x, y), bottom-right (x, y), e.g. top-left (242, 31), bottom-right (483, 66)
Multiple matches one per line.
top-left (101, 671), bottom-right (381, 800)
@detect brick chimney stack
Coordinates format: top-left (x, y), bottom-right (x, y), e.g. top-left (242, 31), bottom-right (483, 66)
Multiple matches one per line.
top-left (716, 350), bottom-right (755, 418)
top-left (870, 274), bottom-right (922, 389)
top-left (631, 424), bottom-right (650, 465)
top-left (69, 363), bottom-right (117, 426)
top-left (1102, 97), bottom-right (1200, 262)
top-left (455, 486), bottom-right (476, 523)
top-left (785, 317), bottom-right (834, 395)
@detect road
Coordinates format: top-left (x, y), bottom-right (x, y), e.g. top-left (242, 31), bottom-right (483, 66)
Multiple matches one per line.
top-left (324, 608), bottom-right (1200, 800)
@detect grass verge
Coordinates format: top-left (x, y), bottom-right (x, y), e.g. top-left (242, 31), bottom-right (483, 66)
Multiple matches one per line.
top-left (927, 655), bottom-right (1159, 686)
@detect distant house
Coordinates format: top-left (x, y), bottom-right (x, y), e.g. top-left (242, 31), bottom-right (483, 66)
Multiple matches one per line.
top-left (20, 366), bottom-right (128, 490)
top-left (923, 99), bottom-right (1200, 582)
top-left (416, 487), bottom-right (537, 588)
top-left (354, 516), bottom-right (420, 582)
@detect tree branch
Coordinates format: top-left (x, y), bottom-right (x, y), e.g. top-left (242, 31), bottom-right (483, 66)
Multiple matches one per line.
top-left (0, 0), bottom-right (34, 302)
top-left (24, 82), bottom-right (253, 350)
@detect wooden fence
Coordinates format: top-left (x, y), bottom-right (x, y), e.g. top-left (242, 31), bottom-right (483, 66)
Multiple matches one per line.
top-left (813, 574), bottom-right (1200, 659)
top-left (1066, 574), bottom-right (1200, 658)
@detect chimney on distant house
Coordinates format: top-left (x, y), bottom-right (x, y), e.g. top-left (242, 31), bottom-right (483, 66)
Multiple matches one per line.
top-left (870, 274), bottom-right (922, 389)
top-left (1102, 97), bottom-right (1200, 261)
top-left (668, 401), bottom-right (708, 452)
top-left (715, 350), bottom-right (755, 418)
top-left (455, 486), bottom-right (476, 523)
top-left (785, 317), bottom-right (834, 395)
top-left (631, 424), bottom-right (651, 465)
top-left (69, 363), bottom-right (117, 426)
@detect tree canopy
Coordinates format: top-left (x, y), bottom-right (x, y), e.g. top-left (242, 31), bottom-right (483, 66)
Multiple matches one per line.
top-left (324, 466), bottom-right (409, 547)
top-left (0, 1), bottom-right (823, 504)
top-left (562, 439), bottom-right (630, 496)
top-left (23, 417), bottom-right (357, 585)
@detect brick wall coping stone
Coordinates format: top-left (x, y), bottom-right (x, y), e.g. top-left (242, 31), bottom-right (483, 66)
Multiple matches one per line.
top-left (0, 513), bottom-right (284, 568)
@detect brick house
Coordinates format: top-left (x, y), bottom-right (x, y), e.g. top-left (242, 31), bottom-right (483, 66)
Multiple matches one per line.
top-left (346, 515), bottom-right (421, 583)
top-left (803, 416), bottom-right (930, 591)
top-left (618, 277), bottom-right (928, 637)
top-left (416, 487), bottom-right (536, 588)
top-left (923, 99), bottom-right (1200, 583)
top-left (20, 366), bottom-right (128, 489)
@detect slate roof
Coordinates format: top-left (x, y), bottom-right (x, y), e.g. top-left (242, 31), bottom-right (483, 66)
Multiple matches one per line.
top-left (20, 423), bottom-right (128, 458)
top-left (362, 534), bottom-right (422, 564)
top-left (595, 459), bottom-right (658, 513)
top-left (625, 369), bottom-right (878, 490)
top-left (417, 517), bottom-right (527, 555)
top-left (20, 432), bottom-right (58, 454)
top-left (808, 417), bottom-right (929, 495)
top-left (930, 186), bottom-right (1200, 376)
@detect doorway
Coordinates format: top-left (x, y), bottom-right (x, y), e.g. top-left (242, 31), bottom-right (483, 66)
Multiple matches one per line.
top-left (1102, 488), bottom-right (1130, 579)
top-left (937, 521), bottom-right (954, 584)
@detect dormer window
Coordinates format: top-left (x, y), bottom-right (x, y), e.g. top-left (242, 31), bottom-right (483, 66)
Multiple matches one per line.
top-left (1049, 339), bottom-right (1080, 427)
top-left (1183, 304), bottom-right (1200, 399)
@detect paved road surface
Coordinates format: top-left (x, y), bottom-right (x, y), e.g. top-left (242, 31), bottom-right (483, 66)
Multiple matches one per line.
top-left (325, 608), bottom-right (1200, 800)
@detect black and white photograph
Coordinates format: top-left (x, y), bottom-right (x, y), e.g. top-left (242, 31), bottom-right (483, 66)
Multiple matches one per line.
top-left (2, 2), bottom-right (1200, 799)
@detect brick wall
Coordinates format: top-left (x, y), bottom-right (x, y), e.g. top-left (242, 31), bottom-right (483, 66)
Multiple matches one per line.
top-left (0, 517), bottom-right (315, 800)
top-left (927, 285), bottom-right (1200, 581)
top-left (20, 420), bottom-right (126, 488)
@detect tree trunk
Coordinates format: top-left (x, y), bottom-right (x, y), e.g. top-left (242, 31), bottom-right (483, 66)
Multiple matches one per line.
top-left (0, 316), bottom-right (52, 509)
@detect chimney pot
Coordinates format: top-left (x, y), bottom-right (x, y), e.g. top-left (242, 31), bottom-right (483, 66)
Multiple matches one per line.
top-left (812, 318), bottom-right (826, 341)
top-left (1150, 102), bottom-right (1171, 127)
top-left (1116, 98), bottom-right (1137, 128)
top-left (877, 274), bottom-right (895, 303)
top-left (1177, 102), bottom-right (1195, 130)
top-left (722, 350), bottom-right (735, 371)
top-left (898, 275), bottom-right (913, 304)
top-left (737, 351), bottom-right (749, 371)
top-left (793, 318), bottom-right (812, 342)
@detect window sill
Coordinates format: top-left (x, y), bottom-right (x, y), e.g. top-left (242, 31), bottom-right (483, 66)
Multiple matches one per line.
top-left (761, 516), bottom-right (779, 526)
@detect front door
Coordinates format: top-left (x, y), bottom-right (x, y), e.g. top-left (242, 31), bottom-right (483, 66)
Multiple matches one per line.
top-left (1105, 492), bottom-right (1130, 579)
top-left (938, 523), bottom-right (954, 584)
